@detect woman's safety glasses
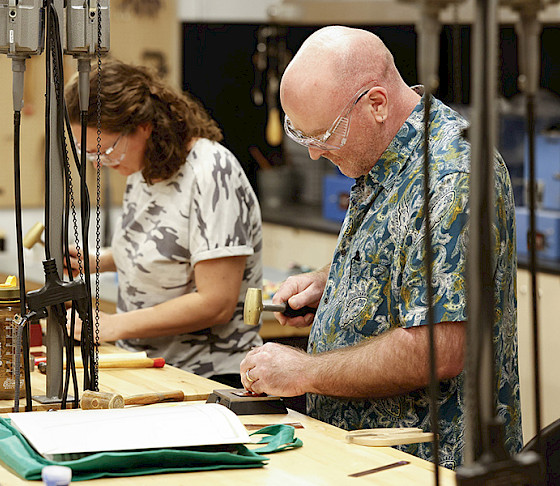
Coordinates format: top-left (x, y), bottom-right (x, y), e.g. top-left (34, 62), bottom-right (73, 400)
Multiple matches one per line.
top-left (75, 133), bottom-right (127, 167)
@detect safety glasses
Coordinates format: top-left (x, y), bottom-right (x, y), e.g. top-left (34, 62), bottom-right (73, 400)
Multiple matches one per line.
top-left (74, 133), bottom-right (127, 167)
top-left (283, 84), bottom-right (373, 151)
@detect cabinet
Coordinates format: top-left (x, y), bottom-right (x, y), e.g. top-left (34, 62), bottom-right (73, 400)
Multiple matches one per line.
top-left (262, 222), bottom-right (339, 271)
top-left (517, 269), bottom-right (560, 443)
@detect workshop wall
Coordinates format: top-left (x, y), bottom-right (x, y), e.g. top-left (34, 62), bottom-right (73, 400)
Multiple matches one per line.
top-left (181, 23), bottom-right (418, 198)
top-left (0, 0), bottom-right (180, 210)
top-left (181, 21), bottom-right (560, 210)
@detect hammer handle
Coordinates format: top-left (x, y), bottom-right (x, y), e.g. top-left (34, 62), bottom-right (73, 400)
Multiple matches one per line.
top-left (124, 390), bottom-right (185, 406)
top-left (263, 302), bottom-right (316, 317)
top-left (96, 357), bottom-right (165, 368)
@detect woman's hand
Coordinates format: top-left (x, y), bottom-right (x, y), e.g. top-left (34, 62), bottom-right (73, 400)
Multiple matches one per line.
top-left (64, 246), bottom-right (115, 278)
top-left (66, 308), bottom-right (121, 343)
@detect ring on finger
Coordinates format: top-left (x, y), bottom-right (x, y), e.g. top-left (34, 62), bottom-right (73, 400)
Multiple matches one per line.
top-left (246, 369), bottom-right (256, 383)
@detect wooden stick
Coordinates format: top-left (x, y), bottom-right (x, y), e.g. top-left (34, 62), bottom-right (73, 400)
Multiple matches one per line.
top-left (346, 428), bottom-right (434, 447)
top-left (125, 390), bottom-right (185, 406)
top-left (37, 356), bottom-right (165, 374)
top-left (35, 352), bottom-right (149, 367)
top-left (95, 357), bottom-right (166, 369)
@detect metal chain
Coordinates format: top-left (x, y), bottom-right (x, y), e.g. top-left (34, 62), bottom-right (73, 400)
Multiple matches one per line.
top-left (93, 0), bottom-right (103, 390)
top-left (56, 47), bottom-right (84, 284)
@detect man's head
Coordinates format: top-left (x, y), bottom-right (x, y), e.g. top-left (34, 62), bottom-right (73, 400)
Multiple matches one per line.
top-left (280, 26), bottom-right (420, 178)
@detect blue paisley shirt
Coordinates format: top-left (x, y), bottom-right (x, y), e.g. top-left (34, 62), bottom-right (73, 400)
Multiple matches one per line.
top-left (307, 91), bottom-right (522, 469)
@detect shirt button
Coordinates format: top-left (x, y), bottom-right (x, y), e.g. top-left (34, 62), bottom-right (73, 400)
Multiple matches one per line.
top-left (340, 248), bottom-right (347, 256)
top-left (324, 297), bottom-right (329, 304)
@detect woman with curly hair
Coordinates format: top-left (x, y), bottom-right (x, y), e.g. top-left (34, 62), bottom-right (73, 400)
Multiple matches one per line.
top-left (65, 59), bottom-right (263, 388)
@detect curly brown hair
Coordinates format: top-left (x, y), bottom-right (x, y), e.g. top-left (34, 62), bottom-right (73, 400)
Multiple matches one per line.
top-left (65, 58), bottom-right (223, 184)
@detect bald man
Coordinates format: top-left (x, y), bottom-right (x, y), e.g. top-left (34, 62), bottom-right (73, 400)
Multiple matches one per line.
top-left (240, 26), bottom-right (522, 469)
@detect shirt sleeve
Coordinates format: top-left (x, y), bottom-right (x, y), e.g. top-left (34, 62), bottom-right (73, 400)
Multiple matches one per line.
top-left (399, 171), bottom-right (469, 328)
top-left (187, 144), bottom-right (256, 266)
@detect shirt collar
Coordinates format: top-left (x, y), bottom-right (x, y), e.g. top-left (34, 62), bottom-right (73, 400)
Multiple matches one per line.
top-left (362, 85), bottom-right (426, 190)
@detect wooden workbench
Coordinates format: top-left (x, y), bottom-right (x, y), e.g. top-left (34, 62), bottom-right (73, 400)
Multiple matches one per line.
top-left (0, 345), bottom-right (215, 413)
top-left (0, 345), bottom-right (456, 485)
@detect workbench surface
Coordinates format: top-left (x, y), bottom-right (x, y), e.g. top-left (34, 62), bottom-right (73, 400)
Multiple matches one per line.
top-left (0, 345), bottom-right (456, 485)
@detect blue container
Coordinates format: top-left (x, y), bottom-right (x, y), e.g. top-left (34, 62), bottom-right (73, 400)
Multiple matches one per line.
top-left (322, 174), bottom-right (355, 223)
top-left (516, 206), bottom-right (560, 261)
top-left (524, 133), bottom-right (560, 210)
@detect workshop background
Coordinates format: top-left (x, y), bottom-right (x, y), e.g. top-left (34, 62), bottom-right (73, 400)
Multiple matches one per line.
top-left (0, 0), bottom-right (559, 446)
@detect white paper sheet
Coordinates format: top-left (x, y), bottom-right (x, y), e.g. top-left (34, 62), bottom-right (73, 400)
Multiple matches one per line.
top-left (8, 402), bottom-right (251, 459)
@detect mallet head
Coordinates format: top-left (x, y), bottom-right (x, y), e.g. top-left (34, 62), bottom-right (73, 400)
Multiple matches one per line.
top-left (244, 288), bottom-right (264, 326)
top-left (81, 390), bottom-right (125, 410)
top-left (23, 222), bottom-right (45, 249)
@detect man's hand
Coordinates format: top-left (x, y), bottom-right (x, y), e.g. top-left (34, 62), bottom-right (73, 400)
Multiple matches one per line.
top-left (240, 342), bottom-right (313, 396)
top-left (240, 322), bottom-right (466, 400)
top-left (273, 265), bottom-right (330, 327)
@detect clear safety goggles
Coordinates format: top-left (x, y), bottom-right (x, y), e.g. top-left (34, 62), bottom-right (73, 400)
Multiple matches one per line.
top-left (74, 133), bottom-right (127, 167)
top-left (283, 84), bottom-right (373, 151)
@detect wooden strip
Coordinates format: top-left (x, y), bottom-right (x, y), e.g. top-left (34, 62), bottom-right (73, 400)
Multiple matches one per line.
top-left (347, 427), bottom-right (423, 437)
top-left (347, 432), bottom-right (434, 447)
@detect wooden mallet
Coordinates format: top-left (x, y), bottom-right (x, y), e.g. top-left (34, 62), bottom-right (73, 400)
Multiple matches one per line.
top-left (80, 389), bottom-right (185, 410)
top-left (243, 287), bottom-right (316, 326)
top-left (23, 222), bottom-right (45, 249)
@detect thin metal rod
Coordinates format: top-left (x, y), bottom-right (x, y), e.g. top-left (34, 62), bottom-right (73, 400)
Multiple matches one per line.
top-left (526, 89), bottom-right (543, 452)
top-left (516, 7), bottom-right (543, 451)
top-left (423, 91), bottom-right (440, 486)
top-left (12, 108), bottom-right (33, 412)
top-left (466, 0), bottom-right (498, 460)
top-left (45, 0), bottom-right (66, 401)
top-left (417, 4), bottom-right (442, 482)
top-left (262, 303), bottom-right (287, 313)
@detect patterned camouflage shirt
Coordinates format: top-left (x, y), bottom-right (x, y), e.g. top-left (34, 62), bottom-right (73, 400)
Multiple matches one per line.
top-left (113, 138), bottom-right (263, 377)
top-left (307, 92), bottom-right (523, 469)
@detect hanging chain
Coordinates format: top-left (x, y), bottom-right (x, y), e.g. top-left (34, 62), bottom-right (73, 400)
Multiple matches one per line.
top-left (93, 0), bottom-right (103, 390)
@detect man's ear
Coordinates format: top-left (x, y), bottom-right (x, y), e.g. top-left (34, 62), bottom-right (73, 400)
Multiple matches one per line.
top-left (368, 87), bottom-right (388, 124)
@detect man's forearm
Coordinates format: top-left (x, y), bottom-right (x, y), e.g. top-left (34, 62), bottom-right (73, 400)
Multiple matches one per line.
top-left (305, 322), bottom-right (465, 398)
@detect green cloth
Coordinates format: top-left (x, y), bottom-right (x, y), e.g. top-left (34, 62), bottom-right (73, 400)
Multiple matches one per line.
top-left (0, 417), bottom-right (302, 481)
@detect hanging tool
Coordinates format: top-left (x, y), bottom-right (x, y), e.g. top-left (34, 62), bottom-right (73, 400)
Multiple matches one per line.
top-left (251, 26), bottom-right (268, 106)
top-left (265, 72), bottom-right (282, 147)
top-left (65, 0), bottom-right (110, 396)
top-left (251, 25), bottom-right (291, 147)
top-left (452, 0), bottom-right (553, 483)
top-left (243, 287), bottom-right (316, 326)
top-left (80, 389), bottom-right (184, 410)
top-left (1, 0), bottom-right (47, 413)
